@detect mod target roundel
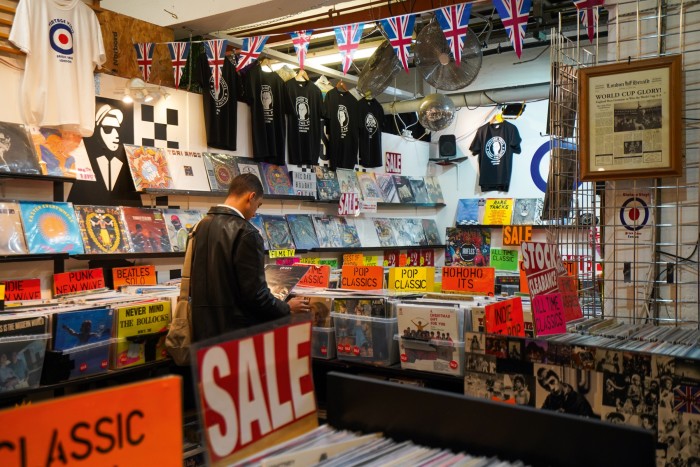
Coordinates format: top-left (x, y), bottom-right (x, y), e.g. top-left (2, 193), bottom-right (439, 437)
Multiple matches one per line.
top-left (50, 23), bottom-right (74, 55)
top-left (619, 197), bottom-right (650, 231)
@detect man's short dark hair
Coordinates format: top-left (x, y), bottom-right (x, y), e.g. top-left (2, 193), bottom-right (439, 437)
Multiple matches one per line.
top-left (228, 173), bottom-right (264, 197)
top-left (536, 368), bottom-right (559, 389)
top-left (513, 375), bottom-right (526, 386)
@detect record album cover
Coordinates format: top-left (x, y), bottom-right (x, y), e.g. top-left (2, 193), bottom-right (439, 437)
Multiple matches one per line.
top-left (315, 166), bottom-right (341, 201)
top-left (120, 207), bottom-right (172, 253)
top-left (165, 149), bottom-right (211, 192)
top-left (335, 217), bottom-right (362, 248)
top-left (0, 121), bottom-right (41, 175)
top-left (163, 209), bottom-right (203, 252)
top-left (422, 219), bottom-right (442, 245)
top-left (456, 199), bottom-right (485, 225)
top-left (260, 163), bottom-right (294, 195)
top-left (291, 170), bottom-right (317, 197)
top-left (124, 144), bottom-right (173, 191)
top-left (19, 201), bottom-right (84, 254)
top-left (112, 300), bottom-right (171, 369)
top-left (391, 218), bottom-right (413, 247)
top-left (312, 215), bottom-right (342, 248)
top-left (286, 214), bottom-right (320, 250)
top-left (336, 168), bottom-right (361, 195)
top-left (354, 217), bottom-right (381, 248)
top-left (512, 198), bottom-right (544, 225)
top-left (374, 173), bottom-right (398, 203)
top-left (264, 264), bottom-right (311, 300)
top-left (53, 307), bottom-right (113, 379)
top-left (29, 127), bottom-right (94, 180)
top-left (373, 218), bottom-right (398, 247)
top-left (445, 227), bottom-right (491, 266)
top-left (235, 158), bottom-right (264, 185)
top-left (74, 205), bottom-right (130, 254)
top-left (261, 215), bottom-right (296, 250)
top-left (356, 172), bottom-right (383, 202)
top-left (393, 175), bottom-right (415, 203)
top-left (408, 176), bottom-right (430, 204)
top-left (203, 152), bottom-right (240, 192)
top-left (404, 218), bottom-right (428, 246)
top-left (425, 176), bottom-right (445, 204)
top-left (249, 214), bottom-right (270, 251)
top-left (0, 201), bottom-right (28, 255)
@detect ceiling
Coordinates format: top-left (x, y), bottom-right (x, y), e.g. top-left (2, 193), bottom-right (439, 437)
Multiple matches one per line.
top-left (101, 0), bottom-right (603, 97)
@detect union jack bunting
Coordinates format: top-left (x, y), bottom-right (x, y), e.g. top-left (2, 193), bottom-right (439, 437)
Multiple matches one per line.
top-left (236, 35), bottom-right (269, 71)
top-left (573, 0), bottom-right (605, 43)
top-left (492, 0), bottom-right (532, 58)
top-left (133, 42), bottom-right (155, 82)
top-left (290, 30), bottom-right (313, 70)
top-left (203, 39), bottom-right (228, 97)
top-left (434, 3), bottom-right (473, 67)
top-left (379, 14), bottom-right (416, 73)
top-left (334, 23), bottom-right (364, 75)
top-left (674, 385), bottom-right (700, 414)
top-left (166, 42), bottom-right (191, 90)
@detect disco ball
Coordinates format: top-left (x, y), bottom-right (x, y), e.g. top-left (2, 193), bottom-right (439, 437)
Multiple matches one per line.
top-left (418, 93), bottom-right (455, 131)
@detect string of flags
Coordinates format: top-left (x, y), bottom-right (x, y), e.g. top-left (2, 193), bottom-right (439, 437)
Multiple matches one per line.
top-left (132, 0), bottom-right (604, 84)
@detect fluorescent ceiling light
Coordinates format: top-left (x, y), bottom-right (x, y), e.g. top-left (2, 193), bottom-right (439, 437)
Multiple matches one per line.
top-left (305, 46), bottom-right (378, 67)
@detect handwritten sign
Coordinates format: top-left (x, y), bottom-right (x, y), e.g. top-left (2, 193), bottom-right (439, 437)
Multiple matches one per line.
top-left (359, 200), bottom-right (377, 213)
top-left (532, 293), bottom-right (567, 336)
top-left (195, 320), bottom-right (317, 465)
top-left (2, 279), bottom-right (41, 301)
top-left (363, 255), bottom-right (378, 266)
top-left (521, 242), bottom-right (567, 297)
top-left (388, 267), bottom-right (434, 292)
top-left (268, 249), bottom-right (296, 259)
top-left (113, 265), bottom-right (156, 289)
top-left (295, 264), bottom-right (331, 288)
top-left (502, 225), bottom-right (532, 246)
top-left (385, 152), bottom-right (402, 173)
top-left (558, 276), bottom-right (583, 322)
top-left (490, 248), bottom-right (519, 271)
top-left (343, 253), bottom-right (364, 266)
top-left (53, 269), bottom-right (105, 296)
top-left (340, 265), bottom-right (384, 290)
top-left (484, 297), bottom-right (525, 336)
top-left (319, 258), bottom-right (338, 269)
top-left (0, 376), bottom-right (182, 466)
top-left (383, 249), bottom-right (399, 267)
top-left (276, 257), bottom-right (301, 266)
top-left (482, 198), bottom-right (514, 225)
top-left (338, 192), bottom-right (359, 216)
top-left (441, 267), bottom-right (495, 295)
top-left (302, 257), bottom-right (320, 265)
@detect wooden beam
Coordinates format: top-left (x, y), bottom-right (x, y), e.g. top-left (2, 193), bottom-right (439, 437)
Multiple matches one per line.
top-left (0, 18), bottom-right (12, 27)
top-left (0, 4), bottom-right (16, 15)
top-left (0, 32), bottom-right (9, 40)
top-left (0, 45), bottom-right (22, 55)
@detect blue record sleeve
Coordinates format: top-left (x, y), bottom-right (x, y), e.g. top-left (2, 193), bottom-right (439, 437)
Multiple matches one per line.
top-left (19, 201), bottom-right (84, 254)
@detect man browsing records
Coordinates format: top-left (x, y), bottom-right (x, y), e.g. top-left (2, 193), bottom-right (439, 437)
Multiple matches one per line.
top-left (190, 173), bottom-right (310, 342)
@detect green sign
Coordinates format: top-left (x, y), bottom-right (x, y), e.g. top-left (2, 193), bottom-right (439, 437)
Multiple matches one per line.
top-left (319, 258), bottom-right (339, 269)
top-left (490, 248), bottom-right (519, 271)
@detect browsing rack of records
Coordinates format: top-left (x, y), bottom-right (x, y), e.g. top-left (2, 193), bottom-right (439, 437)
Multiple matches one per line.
top-left (0, 291), bottom-right (176, 407)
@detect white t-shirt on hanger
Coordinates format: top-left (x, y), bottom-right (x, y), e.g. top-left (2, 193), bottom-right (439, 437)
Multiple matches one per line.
top-left (10, 0), bottom-right (106, 137)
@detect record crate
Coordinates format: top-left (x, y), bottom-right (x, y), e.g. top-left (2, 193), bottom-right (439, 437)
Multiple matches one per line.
top-left (331, 313), bottom-right (399, 366)
top-left (312, 327), bottom-right (336, 360)
top-left (398, 337), bottom-right (466, 377)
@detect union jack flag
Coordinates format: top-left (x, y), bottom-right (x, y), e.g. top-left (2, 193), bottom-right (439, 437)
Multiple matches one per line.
top-left (674, 385), bottom-right (700, 413)
top-left (166, 42), bottom-right (191, 90)
top-left (236, 35), bottom-right (269, 71)
top-left (334, 23), bottom-right (364, 75)
top-left (203, 39), bottom-right (228, 97)
top-left (379, 14), bottom-right (416, 73)
top-left (290, 30), bottom-right (313, 70)
top-left (492, 0), bottom-right (532, 58)
top-left (434, 3), bottom-right (473, 67)
top-left (573, 0), bottom-right (605, 43)
top-left (133, 42), bottom-right (155, 82)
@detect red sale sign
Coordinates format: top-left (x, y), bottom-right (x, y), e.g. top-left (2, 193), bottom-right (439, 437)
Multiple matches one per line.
top-left (385, 152), bottom-right (402, 174)
top-left (195, 320), bottom-right (317, 465)
top-left (338, 192), bottom-right (359, 216)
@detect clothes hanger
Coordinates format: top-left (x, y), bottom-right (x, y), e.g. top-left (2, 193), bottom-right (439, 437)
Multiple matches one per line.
top-left (490, 110), bottom-right (504, 124)
top-left (259, 57), bottom-right (272, 71)
top-left (336, 79), bottom-right (348, 92)
top-left (295, 68), bottom-right (309, 81)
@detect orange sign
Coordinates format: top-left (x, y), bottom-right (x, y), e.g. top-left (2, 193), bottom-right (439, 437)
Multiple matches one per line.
top-left (519, 261), bottom-right (530, 294)
top-left (342, 253), bottom-right (364, 266)
top-left (563, 261), bottom-right (578, 278)
top-left (441, 267), bottom-right (495, 295)
top-left (295, 264), bottom-right (331, 288)
top-left (502, 225), bottom-right (533, 246)
top-left (3, 279), bottom-right (41, 301)
top-left (0, 376), bottom-right (182, 466)
top-left (340, 265), bottom-right (384, 290)
top-left (53, 268), bottom-right (105, 296)
top-left (113, 265), bottom-right (157, 289)
top-left (485, 297), bottom-right (525, 336)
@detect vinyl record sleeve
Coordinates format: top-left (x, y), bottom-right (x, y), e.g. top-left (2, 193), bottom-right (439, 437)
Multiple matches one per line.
top-left (29, 127), bottom-right (94, 180)
top-left (19, 201), bottom-right (84, 254)
top-left (74, 205), bottom-right (130, 254)
top-left (120, 206), bottom-right (172, 253)
top-left (165, 149), bottom-right (211, 192)
top-left (0, 200), bottom-right (28, 254)
top-left (0, 121), bottom-right (42, 175)
top-left (202, 152), bottom-right (240, 192)
top-left (124, 145), bottom-right (173, 191)
top-left (162, 209), bottom-right (203, 252)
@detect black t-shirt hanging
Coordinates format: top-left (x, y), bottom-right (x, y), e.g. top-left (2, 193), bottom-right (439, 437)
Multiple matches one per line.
top-left (197, 54), bottom-right (242, 151)
top-left (285, 79), bottom-right (323, 165)
top-left (469, 121), bottom-right (522, 192)
top-left (323, 88), bottom-right (359, 169)
top-left (357, 98), bottom-right (383, 168)
top-left (243, 62), bottom-right (286, 165)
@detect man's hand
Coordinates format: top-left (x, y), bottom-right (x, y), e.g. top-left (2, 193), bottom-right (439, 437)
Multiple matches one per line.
top-left (287, 296), bottom-right (311, 314)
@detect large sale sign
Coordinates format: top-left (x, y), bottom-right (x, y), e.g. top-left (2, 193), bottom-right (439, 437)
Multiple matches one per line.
top-left (195, 319), bottom-right (317, 465)
top-left (520, 242), bottom-right (567, 296)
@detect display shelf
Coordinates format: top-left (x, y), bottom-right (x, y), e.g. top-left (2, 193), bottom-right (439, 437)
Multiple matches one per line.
top-left (0, 172), bottom-right (77, 184)
top-left (0, 253), bottom-right (69, 263)
top-left (140, 188), bottom-right (315, 202)
top-left (71, 252), bottom-right (186, 261)
top-left (0, 359), bottom-right (172, 407)
top-left (311, 199), bottom-right (446, 208)
top-left (309, 244), bottom-right (445, 253)
top-left (326, 372), bottom-right (655, 467)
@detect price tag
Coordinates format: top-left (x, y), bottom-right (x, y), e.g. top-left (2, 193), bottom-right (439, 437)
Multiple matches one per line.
top-left (420, 249), bottom-right (434, 266)
top-left (383, 249), bottom-right (399, 267)
top-left (268, 249), bottom-right (295, 259)
top-left (113, 265), bottom-right (156, 289)
top-left (53, 269), bottom-right (105, 296)
top-left (441, 267), bottom-right (495, 295)
top-left (359, 200), bottom-right (377, 213)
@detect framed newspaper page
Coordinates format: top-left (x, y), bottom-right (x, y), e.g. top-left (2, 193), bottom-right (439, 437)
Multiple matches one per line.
top-left (578, 55), bottom-right (682, 181)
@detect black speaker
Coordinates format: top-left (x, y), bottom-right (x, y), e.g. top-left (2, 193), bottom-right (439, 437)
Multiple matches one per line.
top-left (439, 134), bottom-right (456, 158)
